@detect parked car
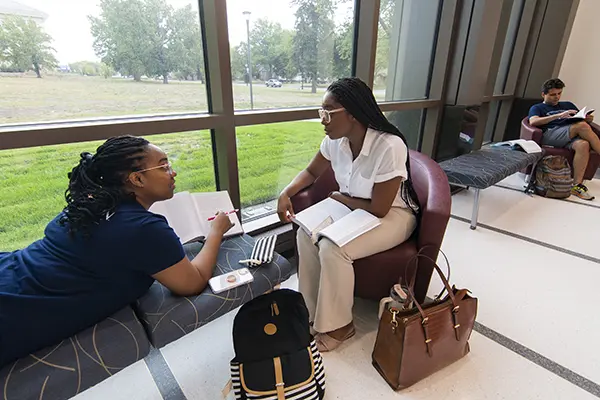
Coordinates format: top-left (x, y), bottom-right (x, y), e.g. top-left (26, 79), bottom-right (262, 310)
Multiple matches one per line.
top-left (266, 79), bottom-right (282, 88)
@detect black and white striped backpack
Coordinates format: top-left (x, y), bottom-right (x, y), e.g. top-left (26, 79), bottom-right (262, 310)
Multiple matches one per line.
top-left (230, 289), bottom-right (326, 399)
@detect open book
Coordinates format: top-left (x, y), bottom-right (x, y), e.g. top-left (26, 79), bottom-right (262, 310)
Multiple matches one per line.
top-left (149, 191), bottom-right (243, 244)
top-left (569, 106), bottom-right (594, 120)
top-left (491, 139), bottom-right (542, 154)
top-left (291, 197), bottom-right (381, 247)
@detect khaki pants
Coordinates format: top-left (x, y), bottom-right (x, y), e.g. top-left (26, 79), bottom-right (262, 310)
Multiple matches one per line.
top-left (297, 207), bottom-right (417, 333)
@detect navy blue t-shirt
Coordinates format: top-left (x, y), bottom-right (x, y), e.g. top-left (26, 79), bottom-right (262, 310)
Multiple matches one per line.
top-left (0, 200), bottom-right (185, 366)
top-left (528, 101), bottom-right (579, 130)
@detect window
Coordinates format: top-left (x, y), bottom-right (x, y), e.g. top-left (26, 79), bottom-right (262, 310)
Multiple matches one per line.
top-left (374, 0), bottom-right (441, 102)
top-left (226, 0), bottom-right (355, 110)
top-left (0, 131), bottom-right (215, 251)
top-left (494, 0), bottom-right (525, 95)
top-left (386, 109), bottom-right (426, 150)
top-left (237, 119), bottom-right (324, 221)
top-left (0, 0), bottom-right (207, 126)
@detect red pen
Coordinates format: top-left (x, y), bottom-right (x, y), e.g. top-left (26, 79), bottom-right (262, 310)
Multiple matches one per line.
top-left (207, 209), bottom-right (239, 221)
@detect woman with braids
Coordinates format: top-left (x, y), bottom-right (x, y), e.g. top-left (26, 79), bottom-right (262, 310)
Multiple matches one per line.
top-left (277, 77), bottom-right (420, 352)
top-left (0, 135), bottom-right (233, 366)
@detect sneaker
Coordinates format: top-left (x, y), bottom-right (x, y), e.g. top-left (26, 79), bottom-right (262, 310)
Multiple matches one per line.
top-left (571, 184), bottom-right (595, 200)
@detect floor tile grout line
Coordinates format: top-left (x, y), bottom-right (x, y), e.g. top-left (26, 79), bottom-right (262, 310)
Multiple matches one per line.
top-left (493, 183), bottom-right (600, 210)
top-left (474, 322), bottom-right (600, 398)
top-left (144, 347), bottom-right (188, 400)
top-left (450, 214), bottom-right (600, 264)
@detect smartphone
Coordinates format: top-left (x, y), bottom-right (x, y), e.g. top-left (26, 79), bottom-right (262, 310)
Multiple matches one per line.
top-left (208, 268), bottom-right (254, 294)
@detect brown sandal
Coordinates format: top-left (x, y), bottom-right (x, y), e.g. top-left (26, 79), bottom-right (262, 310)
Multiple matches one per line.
top-left (315, 328), bottom-right (356, 352)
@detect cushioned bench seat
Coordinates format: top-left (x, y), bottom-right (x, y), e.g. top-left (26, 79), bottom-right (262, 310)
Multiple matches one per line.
top-left (439, 148), bottom-right (542, 229)
top-left (0, 306), bottom-right (151, 400)
top-left (135, 234), bottom-right (294, 348)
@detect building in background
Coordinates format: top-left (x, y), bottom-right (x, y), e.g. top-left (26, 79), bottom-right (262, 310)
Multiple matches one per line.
top-left (0, 0), bottom-right (47, 25)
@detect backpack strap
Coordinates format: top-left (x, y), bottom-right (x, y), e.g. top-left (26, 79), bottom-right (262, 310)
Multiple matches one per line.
top-left (221, 379), bottom-right (233, 399)
top-left (524, 158), bottom-right (540, 195)
top-left (273, 357), bottom-right (286, 400)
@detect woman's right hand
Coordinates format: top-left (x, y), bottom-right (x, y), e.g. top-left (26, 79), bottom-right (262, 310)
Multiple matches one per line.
top-left (210, 211), bottom-right (234, 236)
top-left (277, 192), bottom-right (295, 223)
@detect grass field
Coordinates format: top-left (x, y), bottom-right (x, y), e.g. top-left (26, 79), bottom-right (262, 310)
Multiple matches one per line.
top-left (0, 121), bottom-right (323, 251)
top-left (0, 74), bottom-right (331, 250)
top-left (0, 73), bottom-right (331, 124)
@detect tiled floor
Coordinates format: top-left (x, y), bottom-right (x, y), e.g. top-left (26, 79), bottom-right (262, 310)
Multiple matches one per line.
top-left (73, 174), bottom-right (600, 400)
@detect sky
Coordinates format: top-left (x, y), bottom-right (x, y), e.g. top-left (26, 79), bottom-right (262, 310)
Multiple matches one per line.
top-left (12, 0), bottom-right (353, 65)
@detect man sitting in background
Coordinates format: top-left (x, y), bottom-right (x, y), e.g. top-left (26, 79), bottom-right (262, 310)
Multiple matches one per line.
top-left (528, 78), bottom-right (600, 200)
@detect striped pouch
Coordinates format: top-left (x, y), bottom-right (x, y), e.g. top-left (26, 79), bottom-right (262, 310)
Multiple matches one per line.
top-left (245, 235), bottom-right (277, 267)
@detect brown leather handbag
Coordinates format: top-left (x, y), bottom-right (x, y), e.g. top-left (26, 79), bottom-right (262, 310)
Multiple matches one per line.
top-left (372, 252), bottom-right (477, 390)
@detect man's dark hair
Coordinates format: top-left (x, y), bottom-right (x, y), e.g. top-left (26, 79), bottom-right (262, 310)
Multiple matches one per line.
top-left (326, 77), bottom-right (421, 215)
top-left (60, 135), bottom-right (150, 236)
top-left (542, 78), bottom-right (565, 94)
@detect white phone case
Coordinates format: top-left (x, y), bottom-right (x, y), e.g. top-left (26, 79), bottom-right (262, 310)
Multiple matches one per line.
top-left (208, 268), bottom-right (254, 294)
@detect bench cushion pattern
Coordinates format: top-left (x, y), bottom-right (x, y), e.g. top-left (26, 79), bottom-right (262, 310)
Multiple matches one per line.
top-left (439, 148), bottom-right (542, 189)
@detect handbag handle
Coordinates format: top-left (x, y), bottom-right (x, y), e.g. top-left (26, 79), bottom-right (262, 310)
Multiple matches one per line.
top-left (411, 253), bottom-right (457, 307)
top-left (403, 246), bottom-right (452, 302)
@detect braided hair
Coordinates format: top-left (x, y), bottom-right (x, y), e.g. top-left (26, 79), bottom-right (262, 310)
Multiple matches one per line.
top-left (60, 135), bottom-right (150, 236)
top-left (326, 77), bottom-right (421, 215)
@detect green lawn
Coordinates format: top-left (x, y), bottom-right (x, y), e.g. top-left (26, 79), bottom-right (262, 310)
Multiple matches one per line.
top-left (0, 121), bottom-right (323, 251)
top-left (0, 73), bottom-right (328, 251)
top-left (0, 73), bottom-right (329, 124)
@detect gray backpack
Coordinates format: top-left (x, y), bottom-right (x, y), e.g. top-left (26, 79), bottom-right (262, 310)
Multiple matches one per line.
top-left (528, 155), bottom-right (573, 198)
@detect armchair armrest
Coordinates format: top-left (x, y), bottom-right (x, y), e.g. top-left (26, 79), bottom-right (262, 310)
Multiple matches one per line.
top-left (408, 151), bottom-right (452, 302)
top-left (290, 167), bottom-right (338, 214)
top-left (590, 121), bottom-right (600, 136)
top-left (520, 117), bottom-right (543, 143)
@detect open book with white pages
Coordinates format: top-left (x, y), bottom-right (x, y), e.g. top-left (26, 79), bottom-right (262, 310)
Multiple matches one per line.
top-left (149, 191), bottom-right (243, 244)
top-left (569, 106), bottom-right (594, 120)
top-left (291, 197), bottom-right (381, 247)
top-left (491, 139), bottom-right (542, 154)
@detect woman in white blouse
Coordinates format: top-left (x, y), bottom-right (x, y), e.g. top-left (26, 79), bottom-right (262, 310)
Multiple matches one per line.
top-left (277, 77), bottom-right (421, 352)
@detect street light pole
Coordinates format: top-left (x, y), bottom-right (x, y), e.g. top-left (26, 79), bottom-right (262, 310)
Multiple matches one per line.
top-left (243, 11), bottom-right (254, 110)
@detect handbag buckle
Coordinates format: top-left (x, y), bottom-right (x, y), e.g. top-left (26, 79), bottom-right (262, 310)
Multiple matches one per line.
top-left (390, 308), bottom-right (399, 332)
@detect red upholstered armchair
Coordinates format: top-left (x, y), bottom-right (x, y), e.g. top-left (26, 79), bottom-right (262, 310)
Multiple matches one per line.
top-left (290, 150), bottom-right (451, 304)
top-left (520, 117), bottom-right (600, 180)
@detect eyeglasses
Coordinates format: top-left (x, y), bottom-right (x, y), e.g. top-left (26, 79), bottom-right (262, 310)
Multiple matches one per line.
top-left (318, 107), bottom-right (345, 124)
top-left (137, 162), bottom-right (174, 174)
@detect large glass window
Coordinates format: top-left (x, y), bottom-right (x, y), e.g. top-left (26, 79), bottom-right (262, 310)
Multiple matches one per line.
top-left (375, 0), bottom-right (441, 102)
top-left (494, 0), bottom-right (525, 95)
top-left (237, 119), bottom-right (324, 221)
top-left (386, 109), bottom-right (425, 150)
top-left (0, 0), bottom-right (207, 125)
top-left (226, 0), bottom-right (355, 110)
top-left (0, 131), bottom-right (215, 251)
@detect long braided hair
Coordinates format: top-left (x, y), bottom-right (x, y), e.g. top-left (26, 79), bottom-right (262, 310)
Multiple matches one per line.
top-left (60, 135), bottom-right (150, 236)
top-left (326, 77), bottom-right (421, 215)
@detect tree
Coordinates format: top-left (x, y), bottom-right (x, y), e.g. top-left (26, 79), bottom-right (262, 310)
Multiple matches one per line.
top-left (230, 44), bottom-right (248, 81)
top-left (143, 0), bottom-right (179, 84)
top-left (171, 5), bottom-right (204, 82)
top-left (249, 19), bottom-right (291, 80)
top-left (69, 61), bottom-right (102, 76)
top-left (90, 0), bottom-right (202, 84)
top-left (291, 0), bottom-right (335, 93)
top-left (375, 0), bottom-right (396, 84)
top-left (332, 18), bottom-right (353, 79)
top-left (100, 63), bottom-right (114, 78)
top-left (0, 16), bottom-right (57, 78)
top-left (89, 0), bottom-right (149, 81)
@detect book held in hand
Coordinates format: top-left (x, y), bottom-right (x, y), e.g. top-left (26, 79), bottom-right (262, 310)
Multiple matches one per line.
top-left (149, 191), bottom-right (244, 244)
top-left (491, 139), bottom-right (542, 154)
top-left (291, 197), bottom-right (381, 247)
top-left (569, 106), bottom-right (594, 120)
